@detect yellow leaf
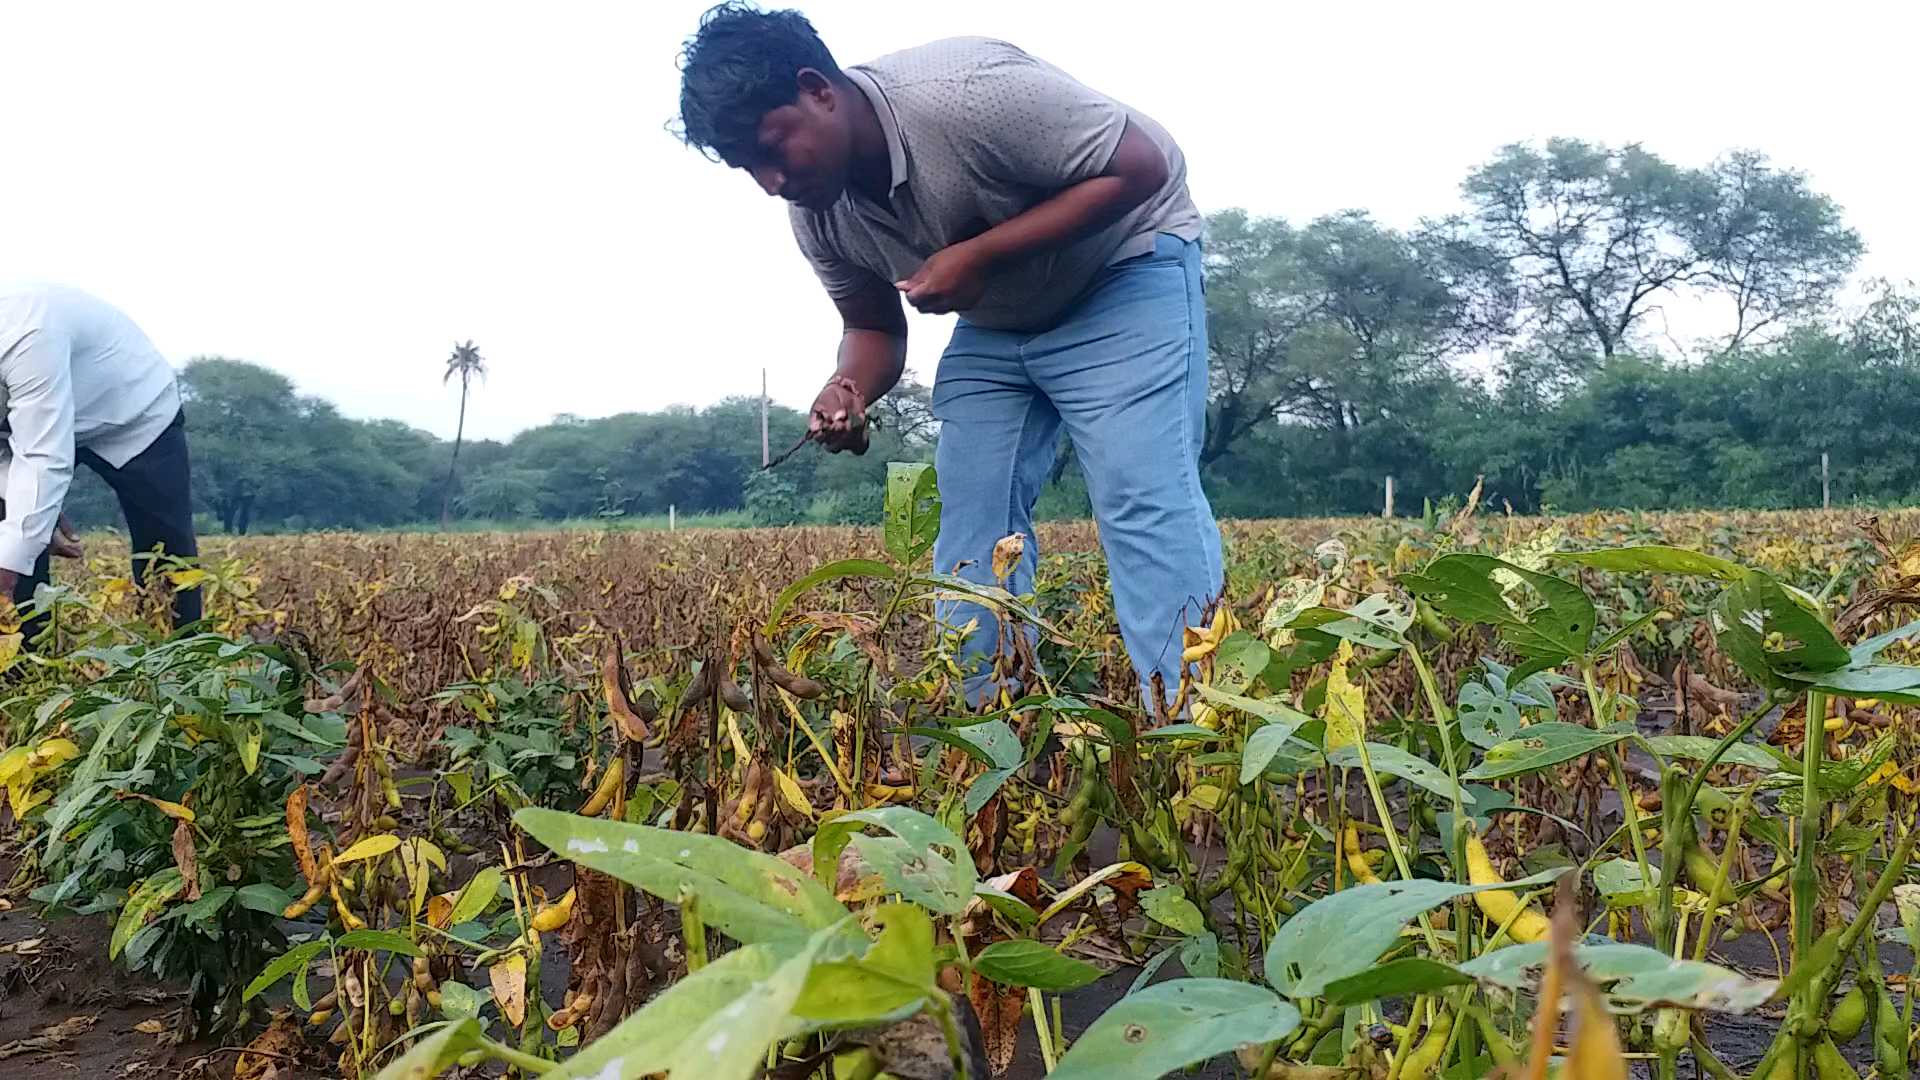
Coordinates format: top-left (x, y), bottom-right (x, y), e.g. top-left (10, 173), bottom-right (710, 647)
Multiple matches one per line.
top-left (0, 747), bottom-right (30, 785)
top-left (490, 955), bottom-right (527, 1027)
top-left (0, 632), bottom-right (20, 672)
top-left (1898, 544), bottom-right (1920, 579)
top-left (27, 738), bottom-right (80, 770)
top-left (121, 792), bottom-right (196, 822)
top-left (1322, 639), bottom-right (1367, 753)
top-left (168, 568), bottom-right (210, 589)
top-left (991, 533), bottom-right (1026, 581)
top-left (725, 711), bottom-right (751, 764)
top-left (772, 767), bottom-right (815, 821)
top-left (333, 833), bottom-right (402, 865)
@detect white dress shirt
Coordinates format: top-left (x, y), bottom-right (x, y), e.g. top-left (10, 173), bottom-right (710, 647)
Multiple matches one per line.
top-left (0, 283), bottom-right (182, 574)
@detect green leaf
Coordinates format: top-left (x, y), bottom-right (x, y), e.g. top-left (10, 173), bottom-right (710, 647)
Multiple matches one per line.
top-left (1553, 546), bottom-right (1744, 581)
top-left (1782, 663), bottom-right (1920, 702)
top-left (370, 1018), bottom-right (483, 1080)
top-left (792, 904), bottom-right (935, 1027)
top-left (1643, 736), bottom-right (1784, 771)
top-left (1457, 681), bottom-right (1523, 750)
top-left (973, 939), bottom-right (1102, 991)
top-left (1458, 940), bottom-right (1778, 1012)
top-left (884, 462), bottom-right (941, 566)
top-left (447, 866), bottom-right (504, 928)
top-left (812, 806), bottom-right (976, 917)
top-left (1238, 718), bottom-right (1314, 786)
top-left (1137, 724), bottom-right (1223, 743)
top-left (1179, 932), bottom-right (1221, 979)
top-left (436, 980), bottom-right (484, 1020)
top-left (1210, 632), bottom-right (1272, 693)
top-left (1322, 957), bottom-right (1473, 1006)
top-left (764, 558), bottom-right (896, 633)
top-left (1847, 617), bottom-right (1920, 667)
top-left (1400, 554), bottom-right (1595, 664)
top-left (43, 701), bottom-right (143, 863)
top-left (175, 885), bottom-right (236, 927)
top-left (111, 868), bottom-right (185, 960)
top-left (1462, 723), bottom-right (1635, 781)
top-left (1710, 570), bottom-right (1849, 688)
top-left (543, 928), bottom-right (835, 1080)
top-left (514, 808), bottom-right (845, 946)
top-left (1328, 743), bottom-right (1476, 806)
top-left (1046, 979), bottom-right (1300, 1080)
top-left (235, 882), bottom-right (294, 916)
top-left (1263, 869), bottom-right (1566, 998)
top-left (972, 885), bottom-right (1040, 929)
top-left (1592, 858), bottom-right (1662, 908)
top-left (337, 929), bottom-right (424, 957)
top-left (244, 939), bottom-right (329, 1002)
top-left (1141, 886), bottom-right (1207, 936)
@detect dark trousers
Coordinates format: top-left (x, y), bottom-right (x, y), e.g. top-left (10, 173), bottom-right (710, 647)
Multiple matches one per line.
top-left (10, 408), bottom-right (202, 637)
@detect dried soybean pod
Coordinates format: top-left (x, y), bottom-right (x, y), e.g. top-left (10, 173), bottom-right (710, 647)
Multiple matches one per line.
top-left (579, 756), bottom-right (625, 817)
top-left (719, 677), bottom-right (751, 713)
top-left (602, 635), bottom-right (651, 744)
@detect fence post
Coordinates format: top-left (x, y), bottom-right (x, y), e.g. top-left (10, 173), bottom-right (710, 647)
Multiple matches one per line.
top-left (1821, 452), bottom-right (1830, 510)
top-left (669, 505), bottom-right (676, 531)
top-left (1384, 476), bottom-right (1395, 519)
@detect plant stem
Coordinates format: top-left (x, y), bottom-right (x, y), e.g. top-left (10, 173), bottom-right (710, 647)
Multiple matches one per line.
top-left (1792, 691), bottom-right (1827, 968)
top-left (680, 885), bottom-right (707, 972)
top-left (1029, 988), bottom-right (1056, 1070)
top-left (477, 1035), bottom-right (558, 1075)
top-left (1581, 664), bottom-right (1655, 940)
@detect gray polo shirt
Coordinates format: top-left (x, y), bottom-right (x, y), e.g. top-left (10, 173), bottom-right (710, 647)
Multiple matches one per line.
top-left (789, 37), bottom-right (1202, 333)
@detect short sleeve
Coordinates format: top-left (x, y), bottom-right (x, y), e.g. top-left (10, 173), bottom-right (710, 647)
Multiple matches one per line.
top-left (789, 206), bottom-right (888, 300)
top-left (959, 44), bottom-right (1129, 189)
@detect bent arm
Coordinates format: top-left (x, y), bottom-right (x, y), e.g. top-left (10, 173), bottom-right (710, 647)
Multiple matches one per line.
top-left (829, 272), bottom-right (909, 407)
top-left (966, 118), bottom-right (1169, 271)
top-left (0, 329), bottom-right (78, 577)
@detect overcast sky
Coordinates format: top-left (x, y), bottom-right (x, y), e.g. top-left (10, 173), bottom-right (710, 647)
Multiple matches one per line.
top-left (5, 1), bottom-right (1915, 442)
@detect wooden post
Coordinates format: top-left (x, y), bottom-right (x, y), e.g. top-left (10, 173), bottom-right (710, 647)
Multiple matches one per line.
top-left (760, 368), bottom-right (770, 468)
top-left (1384, 476), bottom-right (1395, 519)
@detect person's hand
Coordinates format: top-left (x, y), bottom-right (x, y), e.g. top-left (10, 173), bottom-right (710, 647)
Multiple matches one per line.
top-left (0, 568), bottom-right (16, 601)
top-left (50, 514), bottom-right (83, 560)
top-left (896, 241), bottom-right (992, 315)
top-left (808, 376), bottom-right (869, 454)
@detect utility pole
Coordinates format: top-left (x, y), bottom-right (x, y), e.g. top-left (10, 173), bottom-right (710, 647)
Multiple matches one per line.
top-left (1822, 452), bottom-right (1830, 510)
top-left (761, 368), bottom-right (770, 467)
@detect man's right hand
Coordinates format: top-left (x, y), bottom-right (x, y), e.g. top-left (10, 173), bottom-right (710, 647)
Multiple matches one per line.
top-left (809, 377), bottom-right (870, 454)
top-left (50, 514), bottom-right (84, 560)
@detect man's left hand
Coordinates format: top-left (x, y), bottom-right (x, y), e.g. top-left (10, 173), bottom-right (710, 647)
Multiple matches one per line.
top-left (896, 241), bottom-right (992, 315)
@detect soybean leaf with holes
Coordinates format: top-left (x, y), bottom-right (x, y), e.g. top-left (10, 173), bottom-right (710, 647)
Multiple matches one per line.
top-left (1592, 859), bottom-right (1662, 908)
top-left (884, 462), bottom-right (941, 565)
top-left (812, 806), bottom-right (976, 917)
top-left (1141, 886), bottom-right (1206, 936)
top-left (1457, 681), bottom-right (1523, 750)
top-left (1046, 979), bottom-right (1301, 1080)
top-left (1553, 547), bottom-right (1745, 581)
top-left (514, 808), bottom-right (844, 945)
top-left (1327, 743), bottom-right (1475, 806)
top-left (1847, 617), bottom-right (1920, 667)
top-left (1709, 570), bottom-right (1849, 689)
top-left (1264, 870), bottom-right (1566, 998)
top-left (1209, 632), bottom-right (1272, 693)
top-left (1322, 957), bottom-right (1473, 1006)
top-left (1400, 555), bottom-right (1596, 668)
top-left (1462, 723), bottom-right (1636, 781)
top-left (972, 939), bottom-right (1101, 992)
top-left (1458, 941), bottom-right (1778, 1012)
top-left (1180, 933), bottom-right (1221, 979)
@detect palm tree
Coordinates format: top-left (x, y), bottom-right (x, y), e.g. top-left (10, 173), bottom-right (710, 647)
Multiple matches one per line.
top-left (440, 340), bottom-right (486, 527)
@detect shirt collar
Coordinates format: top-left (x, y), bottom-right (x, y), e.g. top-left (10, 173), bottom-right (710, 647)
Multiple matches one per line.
top-left (844, 67), bottom-right (907, 196)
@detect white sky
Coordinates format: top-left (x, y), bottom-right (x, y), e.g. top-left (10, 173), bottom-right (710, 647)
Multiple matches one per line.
top-left (5, 1), bottom-right (1916, 442)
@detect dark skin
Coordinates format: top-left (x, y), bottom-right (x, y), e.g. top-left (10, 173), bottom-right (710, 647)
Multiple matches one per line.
top-left (0, 513), bottom-right (84, 598)
top-left (742, 66), bottom-right (1171, 451)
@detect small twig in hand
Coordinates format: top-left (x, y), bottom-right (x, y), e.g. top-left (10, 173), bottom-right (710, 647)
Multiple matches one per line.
top-left (761, 430), bottom-right (813, 472)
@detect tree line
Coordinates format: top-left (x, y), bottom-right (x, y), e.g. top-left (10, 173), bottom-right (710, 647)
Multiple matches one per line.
top-left (63, 137), bottom-right (1920, 533)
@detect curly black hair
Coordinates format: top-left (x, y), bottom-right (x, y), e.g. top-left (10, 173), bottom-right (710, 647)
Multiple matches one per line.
top-left (674, 2), bottom-right (844, 168)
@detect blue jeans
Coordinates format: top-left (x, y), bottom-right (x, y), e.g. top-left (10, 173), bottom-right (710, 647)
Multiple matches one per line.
top-left (931, 232), bottom-right (1225, 706)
